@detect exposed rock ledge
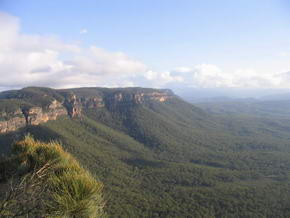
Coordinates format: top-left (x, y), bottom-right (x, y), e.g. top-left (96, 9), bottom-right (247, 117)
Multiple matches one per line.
top-left (0, 88), bottom-right (174, 134)
top-left (0, 100), bottom-right (67, 134)
top-left (0, 109), bottom-right (26, 133)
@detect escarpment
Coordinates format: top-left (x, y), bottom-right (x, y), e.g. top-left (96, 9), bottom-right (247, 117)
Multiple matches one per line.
top-left (0, 100), bottom-right (67, 133)
top-left (0, 109), bottom-right (27, 133)
top-left (22, 100), bottom-right (67, 125)
top-left (104, 89), bottom-right (174, 109)
top-left (64, 94), bottom-right (82, 118)
top-left (0, 87), bottom-right (174, 133)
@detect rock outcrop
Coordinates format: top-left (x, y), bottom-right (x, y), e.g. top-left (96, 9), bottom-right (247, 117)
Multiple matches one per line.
top-left (0, 100), bottom-right (67, 134)
top-left (64, 95), bottom-right (82, 118)
top-left (81, 96), bottom-right (105, 109)
top-left (0, 109), bottom-right (27, 133)
top-left (22, 100), bottom-right (67, 125)
top-left (0, 87), bottom-right (174, 133)
top-left (105, 90), bottom-right (173, 108)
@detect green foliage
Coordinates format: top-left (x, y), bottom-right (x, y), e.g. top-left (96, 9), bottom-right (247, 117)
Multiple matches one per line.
top-left (0, 99), bottom-right (33, 120)
top-left (20, 110), bottom-right (290, 217)
top-left (0, 87), bottom-right (65, 108)
top-left (2, 87), bottom-right (290, 217)
top-left (48, 171), bottom-right (105, 218)
top-left (64, 87), bottom-right (172, 98)
top-left (1, 135), bottom-right (106, 218)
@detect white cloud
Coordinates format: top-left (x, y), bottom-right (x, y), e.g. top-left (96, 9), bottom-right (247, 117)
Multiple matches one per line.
top-left (169, 64), bottom-right (232, 88)
top-left (1, 12), bottom-right (290, 91)
top-left (0, 12), bottom-right (148, 90)
top-left (80, 29), bottom-right (88, 34)
top-left (169, 64), bottom-right (290, 89)
top-left (73, 46), bottom-right (147, 75)
top-left (278, 51), bottom-right (289, 57)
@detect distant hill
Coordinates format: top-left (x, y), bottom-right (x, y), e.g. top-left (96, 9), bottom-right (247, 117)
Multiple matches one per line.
top-left (174, 87), bottom-right (290, 103)
top-left (260, 92), bottom-right (290, 101)
top-left (1, 87), bottom-right (290, 217)
top-left (197, 99), bottom-right (290, 118)
top-left (188, 96), bottom-right (258, 103)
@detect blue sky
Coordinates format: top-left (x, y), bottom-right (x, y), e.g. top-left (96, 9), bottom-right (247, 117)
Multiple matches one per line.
top-left (1, 0), bottom-right (290, 93)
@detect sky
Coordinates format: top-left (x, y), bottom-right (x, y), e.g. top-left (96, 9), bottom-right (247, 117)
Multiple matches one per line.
top-left (1, 0), bottom-right (290, 95)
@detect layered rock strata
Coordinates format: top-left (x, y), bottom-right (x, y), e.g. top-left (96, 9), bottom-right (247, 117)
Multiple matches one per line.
top-left (0, 100), bottom-right (67, 134)
top-left (0, 89), bottom-right (174, 134)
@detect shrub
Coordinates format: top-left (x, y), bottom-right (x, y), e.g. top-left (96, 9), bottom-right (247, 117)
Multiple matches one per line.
top-left (1, 135), bottom-right (106, 218)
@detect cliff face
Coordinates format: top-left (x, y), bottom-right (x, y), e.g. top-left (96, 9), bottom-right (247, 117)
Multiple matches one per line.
top-left (0, 100), bottom-right (67, 134)
top-left (81, 96), bottom-right (105, 109)
top-left (0, 87), bottom-right (174, 134)
top-left (63, 89), bottom-right (173, 112)
top-left (0, 109), bottom-right (26, 133)
top-left (22, 100), bottom-right (67, 125)
top-left (64, 95), bottom-right (82, 118)
top-left (105, 90), bottom-right (174, 108)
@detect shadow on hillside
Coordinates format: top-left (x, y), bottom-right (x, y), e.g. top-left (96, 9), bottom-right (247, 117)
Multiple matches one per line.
top-left (124, 158), bottom-right (166, 168)
top-left (0, 125), bottom-right (62, 156)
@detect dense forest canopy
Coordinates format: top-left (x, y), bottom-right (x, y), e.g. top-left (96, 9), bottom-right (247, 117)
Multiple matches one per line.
top-left (1, 87), bottom-right (290, 217)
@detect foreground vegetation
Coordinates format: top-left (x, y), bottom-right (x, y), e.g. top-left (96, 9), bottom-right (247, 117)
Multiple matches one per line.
top-left (2, 110), bottom-right (289, 217)
top-left (0, 135), bottom-right (106, 218)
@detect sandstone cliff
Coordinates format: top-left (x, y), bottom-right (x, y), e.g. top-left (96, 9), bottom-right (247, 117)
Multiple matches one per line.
top-left (0, 87), bottom-right (174, 134)
top-left (0, 109), bottom-right (26, 133)
top-left (0, 100), bottom-right (67, 134)
top-left (22, 100), bottom-right (67, 125)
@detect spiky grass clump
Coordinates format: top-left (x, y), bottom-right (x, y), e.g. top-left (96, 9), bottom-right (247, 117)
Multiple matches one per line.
top-left (47, 171), bottom-right (105, 218)
top-left (13, 135), bottom-right (106, 218)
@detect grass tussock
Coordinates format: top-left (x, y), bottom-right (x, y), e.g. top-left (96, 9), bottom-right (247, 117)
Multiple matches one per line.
top-left (11, 135), bottom-right (106, 218)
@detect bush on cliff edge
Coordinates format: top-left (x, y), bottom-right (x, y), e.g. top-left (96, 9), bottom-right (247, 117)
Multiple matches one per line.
top-left (0, 135), bottom-right (106, 218)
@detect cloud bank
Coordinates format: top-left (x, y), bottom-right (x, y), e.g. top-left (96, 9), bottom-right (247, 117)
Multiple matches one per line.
top-left (0, 12), bottom-right (290, 91)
